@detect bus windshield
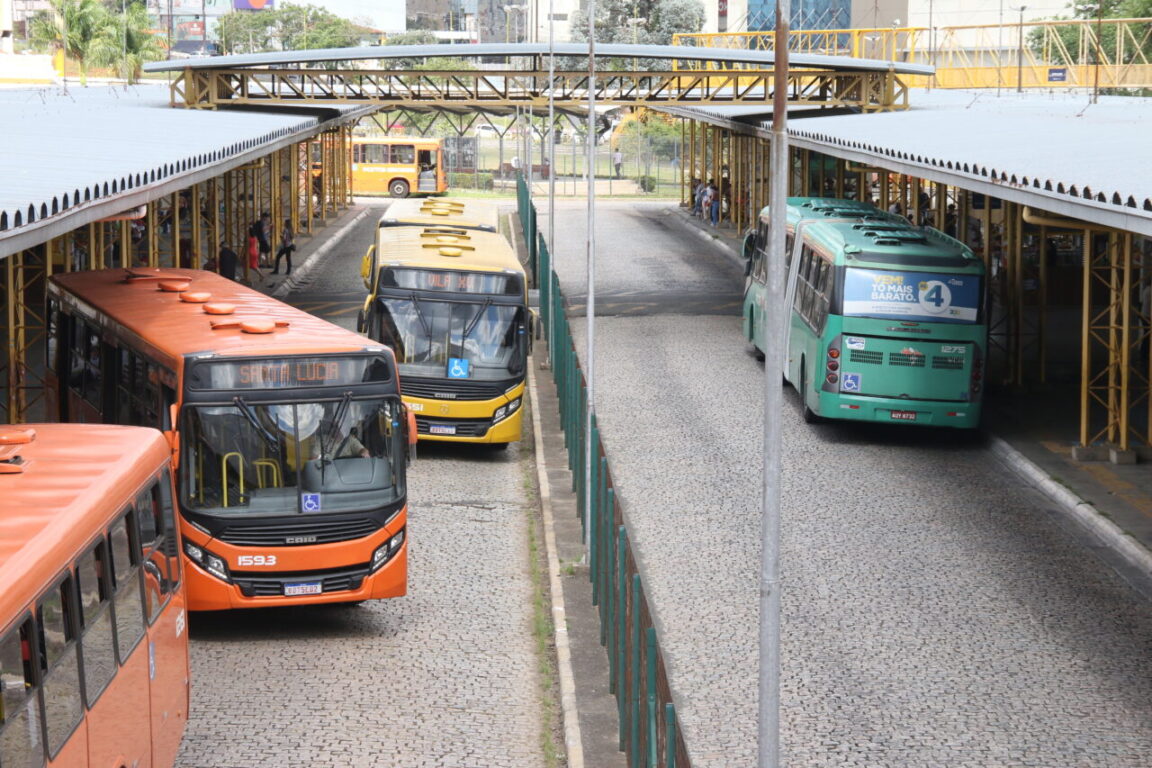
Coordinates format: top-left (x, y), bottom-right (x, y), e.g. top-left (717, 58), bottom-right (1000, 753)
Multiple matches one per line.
top-left (375, 297), bottom-right (525, 380)
top-left (181, 396), bottom-right (404, 517)
top-left (841, 267), bottom-right (982, 324)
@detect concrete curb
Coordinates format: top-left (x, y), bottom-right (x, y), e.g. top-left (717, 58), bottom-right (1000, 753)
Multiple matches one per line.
top-left (527, 362), bottom-right (586, 768)
top-left (271, 208), bottom-right (371, 299)
top-left (989, 435), bottom-right (1152, 577)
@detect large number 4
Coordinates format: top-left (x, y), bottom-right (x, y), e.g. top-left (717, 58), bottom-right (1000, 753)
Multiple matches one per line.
top-left (924, 283), bottom-right (945, 308)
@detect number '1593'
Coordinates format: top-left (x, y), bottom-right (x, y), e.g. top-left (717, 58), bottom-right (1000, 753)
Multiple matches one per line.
top-left (237, 555), bottom-right (277, 567)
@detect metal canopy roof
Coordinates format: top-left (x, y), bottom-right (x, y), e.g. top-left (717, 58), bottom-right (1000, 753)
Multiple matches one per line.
top-left (664, 89), bottom-right (1152, 236)
top-left (0, 84), bottom-right (371, 258)
top-left (142, 42), bottom-right (934, 77)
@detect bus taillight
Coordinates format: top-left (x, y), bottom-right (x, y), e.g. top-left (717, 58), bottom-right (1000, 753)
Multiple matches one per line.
top-left (826, 372), bottom-right (839, 384)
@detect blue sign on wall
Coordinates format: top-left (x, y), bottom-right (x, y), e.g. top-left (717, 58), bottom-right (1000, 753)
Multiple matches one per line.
top-left (1048, 67), bottom-right (1068, 82)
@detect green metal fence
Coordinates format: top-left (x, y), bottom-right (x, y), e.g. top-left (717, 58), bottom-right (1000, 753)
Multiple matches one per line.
top-left (518, 175), bottom-right (688, 768)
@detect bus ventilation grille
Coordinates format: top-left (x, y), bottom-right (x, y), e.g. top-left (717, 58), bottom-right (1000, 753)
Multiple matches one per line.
top-left (889, 352), bottom-right (926, 368)
top-left (932, 356), bottom-right (965, 370)
top-left (217, 517), bottom-right (380, 546)
top-left (848, 350), bottom-right (884, 366)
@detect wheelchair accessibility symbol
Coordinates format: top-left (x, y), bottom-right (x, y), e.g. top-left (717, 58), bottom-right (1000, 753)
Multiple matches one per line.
top-left (302, 493), bottom-right (322, 513)
top-left (448, 357), bottom-right (471, 379)
top-left (841, 373), bottom-right (862, 393)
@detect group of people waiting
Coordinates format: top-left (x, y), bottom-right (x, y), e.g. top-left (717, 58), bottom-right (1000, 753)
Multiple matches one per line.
top-left (205, 213), bottom-right (296, 282)
top-left (690, 178), bottom-right (722, 227)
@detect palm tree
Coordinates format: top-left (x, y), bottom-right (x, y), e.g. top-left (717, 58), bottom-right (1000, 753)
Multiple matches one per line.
top-left (91, 2), bottom-right (166, 84)
top-left (28, 0), bottom-right (112, 86)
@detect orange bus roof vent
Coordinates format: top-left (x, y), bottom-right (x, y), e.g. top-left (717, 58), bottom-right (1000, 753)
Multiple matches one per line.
top-left (181, 291), bottom-right (212, 303)
top-left (0, 457), bottom-right (26, 474)
top-left (209, 318), bottom-right (288, 333)
top-left (203, 302), bottom-right (235, 315)
top-left (0, 427), bottom-right (36, 445)
top-left (158, 279), bottom-right (191, 293)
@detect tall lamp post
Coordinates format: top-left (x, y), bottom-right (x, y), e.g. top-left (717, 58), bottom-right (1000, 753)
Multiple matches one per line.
top-left (1010, 5), bottom-right (1027, 92)
top-left (503, 3), bottom-right (527, 43)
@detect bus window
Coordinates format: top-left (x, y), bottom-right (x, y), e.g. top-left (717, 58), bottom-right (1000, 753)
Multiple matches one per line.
top-left (38, 575), bottom-right (83, 757)
top-left (136, 484), bottom-right (169, 623)
top-left (364, 144), bottom-right (388, 164)
top-left (391, 144), bottom-right (415, 164)
top-left (108, 514), bottom-right (145, 661)
top-left (157, 469), bottom-right (182, 590)
top-left (46, 298), bottom-right (59, 376)
top-left (417, 149), bottom-right (435, 170)
top-left (82, 329), bottom-right (102, 407)
top-left (77, 542), bottom-right (117, 704)
top-left (0, 621), bottom-right (43, 768)
top-left (352, 144), bottom-right (364, 164)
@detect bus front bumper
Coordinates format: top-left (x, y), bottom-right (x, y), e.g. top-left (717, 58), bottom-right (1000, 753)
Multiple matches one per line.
top-left (406, 387), bottom-right (524, 444)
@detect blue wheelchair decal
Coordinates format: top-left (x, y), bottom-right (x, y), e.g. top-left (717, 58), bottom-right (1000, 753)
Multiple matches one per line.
top-left (841, 373), bottom-right (862, 393)
top-left (302, 493), bottom-right (322, 513)
top-left (448, 357), bottom-right (471, 379)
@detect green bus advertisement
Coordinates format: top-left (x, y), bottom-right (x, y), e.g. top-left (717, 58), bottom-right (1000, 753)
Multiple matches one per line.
top-left (743, 198), bottom-right (987, 428)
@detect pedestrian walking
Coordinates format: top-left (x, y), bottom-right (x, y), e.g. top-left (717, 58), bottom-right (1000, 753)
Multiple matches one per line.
top-left (249, 213), bottom-right (272, 267)
top-left (708, 182), bottom-right (721, 227)
top-left (613, 149), bottom-right (623, 179)
top-left (272, 219), bottom-right (296, 275)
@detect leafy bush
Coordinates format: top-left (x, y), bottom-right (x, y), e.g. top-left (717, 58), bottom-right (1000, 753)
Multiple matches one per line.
top-left (448, 172), bottom-right (494, 191)
top-left (636, 175), bottom-right (658, 193)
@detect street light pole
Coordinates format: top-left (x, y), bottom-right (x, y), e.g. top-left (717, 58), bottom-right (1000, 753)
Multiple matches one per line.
top-left (1010, 5), bottom-right (1027, 92)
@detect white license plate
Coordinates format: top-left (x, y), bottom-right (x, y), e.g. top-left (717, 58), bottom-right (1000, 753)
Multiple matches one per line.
top-left (890, 410), bottom-right (918, 421)
top-left (284, 582), bottom-right (322, 596)
top-left (429, 424), bottom-right (456, 435)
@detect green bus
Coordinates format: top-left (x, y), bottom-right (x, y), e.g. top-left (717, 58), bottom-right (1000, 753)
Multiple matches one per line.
top-left (743, 197), bottom-right (987, 428)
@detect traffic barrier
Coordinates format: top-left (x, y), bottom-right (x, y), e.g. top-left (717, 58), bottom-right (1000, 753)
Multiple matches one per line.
top-left (518, 176), bottom-right (688, 768)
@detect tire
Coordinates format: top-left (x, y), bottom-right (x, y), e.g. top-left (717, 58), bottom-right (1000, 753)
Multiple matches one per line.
top-left (389, 179), bottom-right (410, 198)
top-left (799, 361), bottom-right (818, 424)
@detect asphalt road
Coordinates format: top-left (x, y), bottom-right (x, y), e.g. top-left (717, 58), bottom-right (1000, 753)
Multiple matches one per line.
top-left (543, 198), bottom-right (1152, 767)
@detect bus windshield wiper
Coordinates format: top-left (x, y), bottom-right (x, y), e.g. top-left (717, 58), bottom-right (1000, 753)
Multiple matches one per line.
top-left (232, 396), bottom-right (279, 448)
top-left (408, 292), bottom-right (433, 339)
top-left (322, 392), bottom-right (354, 451)
top-left (462, 297), bottom-right (493, 340)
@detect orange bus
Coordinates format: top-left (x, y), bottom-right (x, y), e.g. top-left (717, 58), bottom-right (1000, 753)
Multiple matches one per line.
top-left (350, 137), bottom-right (447, 198)
top-left (0, 423), bottom-right (188, 768)
top-left (45, 268), bottom-right (414, 611)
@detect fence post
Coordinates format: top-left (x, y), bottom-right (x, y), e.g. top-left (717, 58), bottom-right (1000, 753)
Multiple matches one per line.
top-left (589, 420), bottom-right (600, 603)
top-left (646, 627), bottom-right (658, 768)
top-left (614, 526), bottom-right (627, 703)
top-left (665, 704), bottom-right (677, 768)
top-left (600, 471), bottom-right (612, 645)
top-left (630, 574), bottom-right (642, 768)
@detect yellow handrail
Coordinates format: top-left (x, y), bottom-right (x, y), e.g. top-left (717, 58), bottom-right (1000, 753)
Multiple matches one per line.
top-left (221, 451), bottom-right (245, 507)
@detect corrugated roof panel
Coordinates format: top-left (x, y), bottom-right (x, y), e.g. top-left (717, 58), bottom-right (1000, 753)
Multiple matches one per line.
top-left (0, 84), bottom-right (352, 237)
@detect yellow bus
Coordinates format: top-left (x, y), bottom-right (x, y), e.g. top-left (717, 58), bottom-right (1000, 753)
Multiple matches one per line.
top-left (358, 226), bottom-right (529, 448)
top-left (379, 197), bottom-right (500, 233)
top-left (351, 137), bottom-right (447, 198)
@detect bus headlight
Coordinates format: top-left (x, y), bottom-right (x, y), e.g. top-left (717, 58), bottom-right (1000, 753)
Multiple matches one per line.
top-left (184, 541), bottom-right (231, 583)
top-left (493, 397), bottom-right (522, 423)
top-left (371, 529), bottom-right (406, 572)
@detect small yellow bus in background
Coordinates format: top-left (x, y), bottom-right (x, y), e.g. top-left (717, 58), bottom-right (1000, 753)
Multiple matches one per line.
top-left (352, 137), bottom-right (447, 198)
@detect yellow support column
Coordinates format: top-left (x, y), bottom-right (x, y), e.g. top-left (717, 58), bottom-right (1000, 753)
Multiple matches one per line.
top-left (1080, 229), bottom-right (1092, 447)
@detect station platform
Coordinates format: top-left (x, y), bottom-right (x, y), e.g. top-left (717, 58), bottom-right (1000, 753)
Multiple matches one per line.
top-left (675, 203), bottom-right (1152, 594)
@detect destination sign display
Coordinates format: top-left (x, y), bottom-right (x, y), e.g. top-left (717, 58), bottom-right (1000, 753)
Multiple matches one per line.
top-left (383, 268), bottom-right (521, 296)
top-left (187, 356), bottom-right (392, 390)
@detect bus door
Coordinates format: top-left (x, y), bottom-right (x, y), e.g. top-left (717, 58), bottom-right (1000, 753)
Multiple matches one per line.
top-left (417, 148), bottom-right (438, 193)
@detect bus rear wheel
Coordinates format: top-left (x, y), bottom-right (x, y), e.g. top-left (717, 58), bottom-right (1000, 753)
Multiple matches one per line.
top-left (799, 363), bottom-right (819, 424)
top-left (389, 179), bottom-right (410, 198)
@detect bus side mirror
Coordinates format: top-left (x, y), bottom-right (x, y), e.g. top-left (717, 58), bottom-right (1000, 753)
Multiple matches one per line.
top-left (405, 407), bottom-right (418, 446)
top-left (361, 244), bottom-right (375, 290)
top-left (742, 232), bottom-right (756, 270)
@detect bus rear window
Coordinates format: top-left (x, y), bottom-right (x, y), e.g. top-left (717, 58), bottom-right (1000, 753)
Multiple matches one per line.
top-left (842, 268), bottom-right (981, 324)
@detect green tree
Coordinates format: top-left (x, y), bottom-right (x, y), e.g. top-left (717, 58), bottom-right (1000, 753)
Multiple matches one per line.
top-left (216, 8), bottom-right (275, 53)
top-left (216, 3), bottom-right (360, 54)
top-left (570, 0), bottom-right (705, 46)
top-left (28, 0), bottom-right (112, 85)
top-left (90, 2), bottom-right (165, 84)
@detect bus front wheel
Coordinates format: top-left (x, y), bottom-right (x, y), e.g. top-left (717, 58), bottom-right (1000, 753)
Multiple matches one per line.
top-left (389, 179), bottom-right (410, 198)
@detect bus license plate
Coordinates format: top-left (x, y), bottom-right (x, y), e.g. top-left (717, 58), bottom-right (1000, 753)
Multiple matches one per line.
top-left (890, 410), bottom-right (917, 421)
top-left (429, 425), bottom-right (456, 435)
top-left (284, 582), bottom-right (322, 596)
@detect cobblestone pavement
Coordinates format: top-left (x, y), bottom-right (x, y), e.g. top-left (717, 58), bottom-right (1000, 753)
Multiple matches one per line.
top-left (545, 199), bottom-right (1152, 767)
top-left (176, 205), bottom-right (547, 768)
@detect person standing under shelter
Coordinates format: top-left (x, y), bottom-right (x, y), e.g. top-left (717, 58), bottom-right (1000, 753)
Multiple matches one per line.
top-left (613, 149), bottom-right (623, 179)
top-left (510, 155), bottom-right (521, 179)
top-left (249, 212), bottom-right (272, 267)
top-left (272, 219), bottom-right (295, 276)
top-left (215, 239), bottom-right (239, 282)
